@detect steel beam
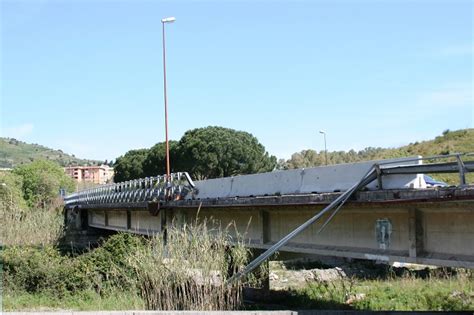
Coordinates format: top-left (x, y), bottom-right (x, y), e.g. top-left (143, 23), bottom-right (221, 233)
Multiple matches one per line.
top-left (380, 161), bottom-right (474, 175)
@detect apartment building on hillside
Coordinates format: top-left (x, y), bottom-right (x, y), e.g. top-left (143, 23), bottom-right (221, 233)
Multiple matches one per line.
top-left (65, 165), bottom-right (114, 185)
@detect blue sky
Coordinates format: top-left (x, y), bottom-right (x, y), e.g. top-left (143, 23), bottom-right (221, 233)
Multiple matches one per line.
top-left (1, 0), bottom-right (472, 161)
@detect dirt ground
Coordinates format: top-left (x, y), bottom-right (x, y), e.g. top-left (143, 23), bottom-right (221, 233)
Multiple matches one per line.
top-left (268, 257), bottom-right (454, 290)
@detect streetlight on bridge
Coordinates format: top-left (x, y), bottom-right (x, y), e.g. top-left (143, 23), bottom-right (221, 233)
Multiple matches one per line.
top-left (319, 130), bottom-right (328, 166)
top-left (161, 16), bottom-right (176, 182)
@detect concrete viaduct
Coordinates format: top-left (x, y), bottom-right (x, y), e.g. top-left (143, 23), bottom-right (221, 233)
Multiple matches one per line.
top-left (64, 156), bottom-right (474, 269)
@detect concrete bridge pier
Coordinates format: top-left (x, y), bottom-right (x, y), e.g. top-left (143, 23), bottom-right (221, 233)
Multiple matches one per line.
top-left (60, 207), bottom-right (115, 251)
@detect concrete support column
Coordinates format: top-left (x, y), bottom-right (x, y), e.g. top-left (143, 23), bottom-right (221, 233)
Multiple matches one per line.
top-left (126, 210), bottom-right (131, 230)
top-left (262, 210), bottom-right (270, 244)
top-left (161, 208), bottom-right (167, 244)
top-left (104, 210), bottom-right (109, 227)
top-left (81, 209), bottom-right (88, 230)
top-left (408, 208), bottom-right (423, 258)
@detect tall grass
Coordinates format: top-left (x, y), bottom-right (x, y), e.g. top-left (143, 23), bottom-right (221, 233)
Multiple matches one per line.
top-left (1, 197), bottom-right (64, 247)
top-left (3, 220), bottom-right (255, 311)
top-left (124, 220), bottom-right (251, 310)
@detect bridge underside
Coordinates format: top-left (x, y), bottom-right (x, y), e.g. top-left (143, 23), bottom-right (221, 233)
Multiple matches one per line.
top-left (68, 186), bottom-right (474, 269)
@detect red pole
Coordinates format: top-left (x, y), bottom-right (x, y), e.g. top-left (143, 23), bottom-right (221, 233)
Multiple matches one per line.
top-left (162, 21), bottom-right (171, 180)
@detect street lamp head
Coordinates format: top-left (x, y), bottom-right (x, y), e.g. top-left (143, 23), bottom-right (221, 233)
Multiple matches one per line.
top-left (319, 130), bottom-right (326, 134)
top-left (161, 17), bottom-right (176, 23)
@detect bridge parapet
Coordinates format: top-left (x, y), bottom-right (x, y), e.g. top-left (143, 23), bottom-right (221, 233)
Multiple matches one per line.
top-left (64, 172), bottom-right (195, 208)
top-left (65, 154), bottom-right (474, 210)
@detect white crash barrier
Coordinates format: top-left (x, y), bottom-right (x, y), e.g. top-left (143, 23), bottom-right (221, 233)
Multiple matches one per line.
top-left (191, 157), bottom-right (426, 199)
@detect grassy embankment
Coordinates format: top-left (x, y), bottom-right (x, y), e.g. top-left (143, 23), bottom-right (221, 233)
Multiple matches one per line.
top-left (4, 248), bottom-right (473, 311)
top-left (3, 217), bottom-right (473, 312)
top-left (2, 223), bottom-right (254, 311)
top-left (286, 271), bottom-right (473, 310)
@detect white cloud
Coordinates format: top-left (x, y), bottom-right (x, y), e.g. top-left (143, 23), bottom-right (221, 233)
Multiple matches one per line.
top-left (2, 123), bottom-right (34, 139)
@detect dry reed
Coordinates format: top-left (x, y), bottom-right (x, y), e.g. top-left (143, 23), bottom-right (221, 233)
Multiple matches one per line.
top-left (1, 199), bottom-right (63, 246)
top-left (124, 219), bottom-right (252, 310)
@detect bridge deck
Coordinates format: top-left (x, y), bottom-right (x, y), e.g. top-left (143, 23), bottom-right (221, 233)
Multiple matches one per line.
top-left (66, 186), bottom-right (474, 268)
top-left (73, 185), bottom-right (474, 209)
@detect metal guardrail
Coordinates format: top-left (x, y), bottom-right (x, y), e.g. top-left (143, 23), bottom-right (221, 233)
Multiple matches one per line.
top-left (375, 153), bottom-right (473, 187)
top-left (380, 161), bottom-right (474, 174)
top-left (64, 172), bottom-right (195, 208)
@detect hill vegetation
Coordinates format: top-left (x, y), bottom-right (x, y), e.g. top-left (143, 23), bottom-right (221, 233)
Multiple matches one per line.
top-left (280, 129), bottom-right (474, 184)
top-left (0, 137), bottom-right (102, 168)
top-left (281, 129), bottom-right (474, 169)
top-left (2, 129), bottom-right (472, 184)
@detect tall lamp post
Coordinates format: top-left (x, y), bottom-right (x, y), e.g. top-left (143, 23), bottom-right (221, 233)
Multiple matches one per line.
top-left (161, 16), bottom-right (176, 181)
top-left (319, 130), bottom-right (328, 165)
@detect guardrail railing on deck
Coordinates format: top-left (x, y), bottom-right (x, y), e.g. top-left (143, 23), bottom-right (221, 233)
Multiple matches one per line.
top-left (65, 153), bottom-right (473, 209)
top-left (64, 172), bottom-right (195, 208)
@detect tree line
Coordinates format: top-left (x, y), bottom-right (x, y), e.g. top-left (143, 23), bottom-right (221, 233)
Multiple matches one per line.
top-left (279, 129), bottom-right (473, 170)
top-left (1, 160), bottom-right (75, 209)
top-left (114, 127), bottom-right (472, 183)
top-left (113, 126), bottom-right (277, 182)
top-left (277, 147), bottom-right (388, 170)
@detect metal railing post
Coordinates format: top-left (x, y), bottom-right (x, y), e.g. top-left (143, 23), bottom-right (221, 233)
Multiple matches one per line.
top-left (456, 154), bottom-right (467, 185)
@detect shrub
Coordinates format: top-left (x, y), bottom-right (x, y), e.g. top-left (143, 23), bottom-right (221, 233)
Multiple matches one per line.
top-left (12, 160), bottom-right (75, 208)
top-left (2, 246), bottom-right (68, 295)
top-left (2, 222), bottom-right (253, 310)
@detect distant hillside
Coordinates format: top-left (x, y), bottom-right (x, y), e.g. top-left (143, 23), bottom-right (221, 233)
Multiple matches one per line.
top-left (372, 128), bottom-right (474, 159)
top-left (0, 138), bottom-right (102, 168)
top-left (282, 128), bottom-right (474, 184)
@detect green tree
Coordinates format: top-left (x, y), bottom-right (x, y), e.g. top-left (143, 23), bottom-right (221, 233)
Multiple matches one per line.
top-left (0, 171), bottom-right (28, 213)
top-left (285, 149), bottom-right (325, 169)
top-left (113, 149), bottom-right (149, 182)
top-left (142, 141), bottom-right (179, 177)
top-left (12, 160), bottom-right (75, 208)
top-left (178, 126), bottom-right (277, 180)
